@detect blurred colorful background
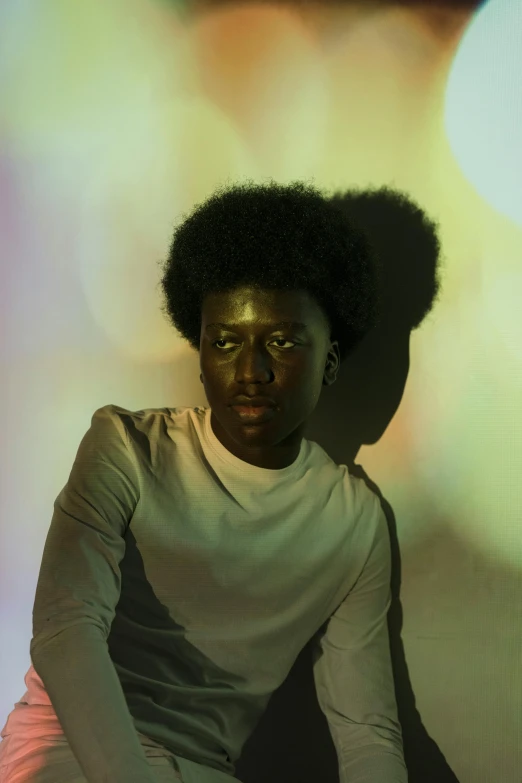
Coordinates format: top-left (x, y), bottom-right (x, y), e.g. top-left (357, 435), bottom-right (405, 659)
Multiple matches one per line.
top-left (1, 1), bottom-right (521, 780)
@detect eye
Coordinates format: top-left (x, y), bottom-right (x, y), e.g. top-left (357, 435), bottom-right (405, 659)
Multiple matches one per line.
top-left (212, 339), bottom-right (231, 349)
top-left (273, 339), bottom-right (294, 348)
top-left (211, 338), bottom-right (296, 349)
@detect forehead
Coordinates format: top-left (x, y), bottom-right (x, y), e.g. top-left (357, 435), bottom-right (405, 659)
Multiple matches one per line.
top-left (201, 287), bottom-right (319, 322)
top-left (205, 320), bottom-right (308, 333)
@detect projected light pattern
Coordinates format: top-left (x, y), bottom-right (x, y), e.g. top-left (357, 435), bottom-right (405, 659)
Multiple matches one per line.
top-left (1, 2), bottom-right (522, 780)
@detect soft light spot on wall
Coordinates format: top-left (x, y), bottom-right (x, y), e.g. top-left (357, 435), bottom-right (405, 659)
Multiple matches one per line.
top-left (78, 97), bottom-right (257, 363)
top-left (188, 3), bottom-right (328, 180)
top-left (444, 0), bottom-right (522, 227)
top-left (405, 286), bottom-right (522, 568)
top-left (0, 0), bottom-right (189, 158)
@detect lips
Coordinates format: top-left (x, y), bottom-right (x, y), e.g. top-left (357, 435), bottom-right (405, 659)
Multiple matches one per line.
top-left (231, 396), bottom-right (275, 407)
top-left (230, 405), bottom-right (276, 424)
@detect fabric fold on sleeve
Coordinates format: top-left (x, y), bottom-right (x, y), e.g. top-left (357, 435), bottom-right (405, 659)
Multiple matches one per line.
top-left (30, 405), bottom-right (158, 783)
top-left (311, 489), bottom-right (408, 783)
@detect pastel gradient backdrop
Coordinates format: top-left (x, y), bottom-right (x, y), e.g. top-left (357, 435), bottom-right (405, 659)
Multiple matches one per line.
top-left (1, 1), bottom-right (521, 780)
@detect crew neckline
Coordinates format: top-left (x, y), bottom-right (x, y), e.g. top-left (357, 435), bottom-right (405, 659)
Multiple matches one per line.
top-left (201, 406), bottom-right (306, 479)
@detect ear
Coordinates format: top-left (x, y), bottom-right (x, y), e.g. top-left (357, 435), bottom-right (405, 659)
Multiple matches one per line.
top-left (324, 340), bottom-right (340, 385)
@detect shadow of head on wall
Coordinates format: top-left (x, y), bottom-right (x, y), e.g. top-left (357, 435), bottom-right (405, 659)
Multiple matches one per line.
top-left (305, 184), bottom-right (442, 467)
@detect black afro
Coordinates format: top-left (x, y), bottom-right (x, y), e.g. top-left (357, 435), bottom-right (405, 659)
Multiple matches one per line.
top-left (157, 179), bottom-right (379, 363)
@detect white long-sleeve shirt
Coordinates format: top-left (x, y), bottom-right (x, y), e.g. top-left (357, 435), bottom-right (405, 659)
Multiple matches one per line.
top-left (1, 404), bottom-right (407, 783)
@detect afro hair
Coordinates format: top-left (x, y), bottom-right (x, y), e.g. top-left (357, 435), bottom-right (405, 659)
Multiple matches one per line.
top-left (157, 179), bottom-right (380, 364)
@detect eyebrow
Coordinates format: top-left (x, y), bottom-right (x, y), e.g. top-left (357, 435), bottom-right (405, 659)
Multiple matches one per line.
top-left (205, 321), bottom-right (308, 331)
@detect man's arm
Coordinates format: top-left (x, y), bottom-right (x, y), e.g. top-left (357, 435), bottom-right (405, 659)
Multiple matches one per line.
top-left (310, 488), bottom-right (408, 783)
top-left (30, 405), bottom-right (158, 783)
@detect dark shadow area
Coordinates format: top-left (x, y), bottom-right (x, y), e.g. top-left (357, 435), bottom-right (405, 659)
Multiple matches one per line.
top-left (235, 187), bottom-right (461, 782)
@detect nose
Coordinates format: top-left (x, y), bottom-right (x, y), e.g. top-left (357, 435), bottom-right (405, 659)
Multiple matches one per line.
top-left (234, 343), bottom-right (273, 384)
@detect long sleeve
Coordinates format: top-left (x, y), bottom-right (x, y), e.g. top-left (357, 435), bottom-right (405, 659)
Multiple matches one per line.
top-left (29, 405), bottom-right (158, 783)
top-left (311, 491), bottom-right (408, 783)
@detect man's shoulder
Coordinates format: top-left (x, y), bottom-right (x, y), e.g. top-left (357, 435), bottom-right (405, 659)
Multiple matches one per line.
top-left (91, 403), bottom-right (199, 431)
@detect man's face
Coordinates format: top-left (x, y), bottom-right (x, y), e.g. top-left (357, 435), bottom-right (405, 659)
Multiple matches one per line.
top-left (199, 285), bottom-right (340, 469)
